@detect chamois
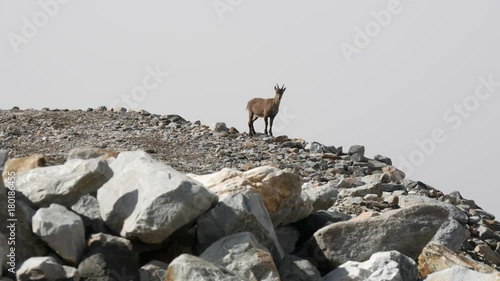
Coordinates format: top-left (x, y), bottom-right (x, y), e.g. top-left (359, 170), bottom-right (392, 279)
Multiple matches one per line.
top-left (246, 83), bottom-right (286, 137)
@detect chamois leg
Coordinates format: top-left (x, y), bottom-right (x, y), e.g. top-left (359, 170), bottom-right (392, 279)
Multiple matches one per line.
top-left (264, 117), bottom-right (269, 136)
top-left (251, 116), bottom-right (258, 135)
top-left (269, 115), bottom-right (276, 137)
top-left (248, 112), bottom-right (255, 136)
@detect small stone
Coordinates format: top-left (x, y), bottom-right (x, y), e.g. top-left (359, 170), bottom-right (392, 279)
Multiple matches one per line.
top-left (363, 194), bottom-right (379, 202)
top-left (209, 122), bottom-right (229, 132)
top-left (374, 154), bottom-right (392, 165)
top-left (348, 145), bottom-right (365, 156)
top-left (475, 244), bottom-right (500, 265)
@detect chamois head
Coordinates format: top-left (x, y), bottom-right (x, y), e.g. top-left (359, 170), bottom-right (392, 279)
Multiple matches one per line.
top-left (274, 84), bottom-right (286, 100)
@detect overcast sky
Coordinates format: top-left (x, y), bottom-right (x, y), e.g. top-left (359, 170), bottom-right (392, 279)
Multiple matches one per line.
top-left (1, 1), bottom-right (499, 216)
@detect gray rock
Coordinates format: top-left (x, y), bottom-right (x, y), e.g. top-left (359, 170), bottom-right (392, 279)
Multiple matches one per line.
top-left (336, 178), bottom-right (366, 189)
top-left (300, 204), bottom-right (451, 272)
top-left (276, 226), bottom-right (301, 254)
top-left (98, 151), bottom-right (217, 243)
top-left (78, 233), bottom-right (139, 281)
top-left (209, 122), bottom-right (229, 132)
top-left (200, 232), bottom-right (280, 281)
top-left (424, 266), bottom-right (500, 281)
top-left (322, 251), bottom-right (418, 281)
top-left (478, 225), bottom-right (500, 241)
top-left (16, 158), bottom-right (113, 207)
top-left (197, 191), bottom-right (284, 262)
top-left (293, 210), bottom-right (351, 247)
top-left (166, 254), bottom-right (239, 281)
top-left (339, 183), bottom-right (382, 198)
top-left (71, 195), bottom-right (109, 236)
top-left (348, 145), bottom-right (365, 156)
top-left (374, 154), bottom-right (392, 165)
top-left (470, 209), bottom-right (496, 220)
top-left (278, 255), bottom-right (321, 281)
top-left (16, 257), bottom-right (79, 281)
top-left (398, 195), bottom-right (468, 224)
top-left (304, 183), bottom-right (339, 212)
top-left (0, 150), bottom-right (8, 171)
top-left (431, 219), bottom-right (470, 251)
top-left (32, 204), bottom-right (86, 264)
top-left (306, 142), bottom-right (324, 154)
top-left (139, 260), bottom-right (168, 281)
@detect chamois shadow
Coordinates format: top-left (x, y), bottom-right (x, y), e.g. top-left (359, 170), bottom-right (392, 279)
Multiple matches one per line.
top-left (107, 189), bottom-right (138, 235)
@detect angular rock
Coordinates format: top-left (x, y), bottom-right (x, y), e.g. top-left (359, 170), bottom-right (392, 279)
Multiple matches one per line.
top-left (166, 254), bottom-right (239, 281)
top-left (1, 154), bottom-right (45, 180)
top-left (278, 255), bottom-right (321, 281)
top-left (348, 145), bottom-right (365, 156)
top-left (306, 142), bottom-right (324, 154)
top-left (430, 219), bottom-right (470, 251)
top-left (424, 266), bottom-right (500, 281)
top-left (398, 195), bottom-right (468, 224)
top-left (32, 204), bottom-right (86, 264)
top-left (71, 195), bottom-right (109, 236)
top-left (98, 151), bottom-right (217, 243)
top-left (322, 251), bottom-right (418, 281)
top-left (418, 243), bottom-right (498, 278)
top-left (336, 177), bottom-right (365, 189)
top-left (139, 260), bottom-right (168, 281)
top-left (475, 244), bottom-right (500, 265)
top-left (300, 204), bottom-right (451, 272)
top-left (78, 233), bottom-right (139, 281)
top-left (190, 166), bottom-right (312, 226)
top-left (200, 232), bottom-right (280, 281)
top-left (303, 183), bottom-right (339, 212)
top-left (374, 154), bottom-right (392, 165)
top-left (16, 158), bottom-right (112, 207)
top-left (67, 147), bottom-right (118, 161)
top-left (16, 257), bottom-right (78, 281)
top-left (209, 122), bottom-right (228, 132)
top-left (293, 210), bottom-right (351, 247)
top-left (339, 183), bottom-right (382, 198)
top-left (381, 166), bottom-right (405, 182)
top-left (197, 191), bottom-right (284, 262)
top-left (478, 225), bottom-right (500, 241)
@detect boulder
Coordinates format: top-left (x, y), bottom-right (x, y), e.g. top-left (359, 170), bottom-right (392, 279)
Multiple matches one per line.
top-left (209, 122), bottom-right (229, 132)
top-left (1, 154), bottom-right (45, 180)
top-left (293, 210), bottom-right (351, 247)
top-left (322, 251), bottom-right (418, 281)
top-left (78, 233), bottom-right (139, 281)
top-left (139, 260), bottom-right (168, 281)
top-left (165, 254), bottom-right (239, 281)
top-left (32, 204), bottom-right (86, 264)
top-left (16, 257), bottom-right (78, 281)
top-left (197, 191), bottom-right (284, 262)
top-left (190, 166), bottom-right (312, 226)
top-left (71, 195), bottom-right (109, 236)
top-left (424, 266), bottom-right (500, 281)
top-left (15, 158), bottom-right (113, 207)
top-left (67, 147), bottom-right (118, 161)
top-left (398, 195), bottom-right (468, 224)
top-left (417, 243), bottom-right (497, 278)
top-left (300, 204), bottom-right (451, 272)
top-left (339, 183), bottom-right (382, 198)
top-left (98, 151), bottom-right (217, 243)
top-left (200, 232), bottom-right (280, 281)
top-left (430, 219), bottom-right (470, 251)
top-left (304, 183), bottom-right (339, 212)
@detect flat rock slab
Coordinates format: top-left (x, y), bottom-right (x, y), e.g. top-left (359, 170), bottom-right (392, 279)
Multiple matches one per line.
top-left (32, 204), bottom-right (86, 265)
top-left (300, 204), bottom-right (451, 273)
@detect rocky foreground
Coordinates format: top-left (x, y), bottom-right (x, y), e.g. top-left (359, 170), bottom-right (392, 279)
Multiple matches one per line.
top-left (0, 107), bottom-right (499, 281)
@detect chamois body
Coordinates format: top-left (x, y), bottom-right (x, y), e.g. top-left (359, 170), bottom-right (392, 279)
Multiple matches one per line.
top-left (247, 84), bottom-right (286, 136)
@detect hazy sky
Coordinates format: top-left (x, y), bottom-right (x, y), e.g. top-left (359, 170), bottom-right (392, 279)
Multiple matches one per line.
top-left (1, 1), bottom-right (499, 216)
